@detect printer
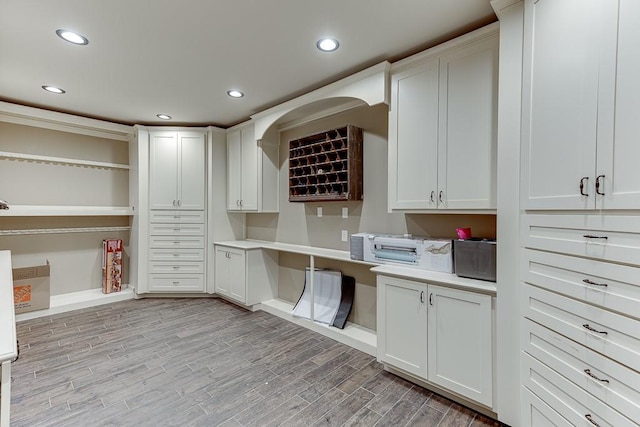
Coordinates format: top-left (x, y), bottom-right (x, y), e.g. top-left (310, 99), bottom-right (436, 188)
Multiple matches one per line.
top-left (350, 233), bottom-right (453, 273)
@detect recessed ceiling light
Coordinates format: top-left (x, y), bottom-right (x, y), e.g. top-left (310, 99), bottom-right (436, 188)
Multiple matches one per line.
top-left (316, 38), bottom-right (339, 52)
top-left (42, 85), bottom-right (65, 94)
top-left (56, 29), bottom-right (89, 45)
top-left (227, 90), bottom-right (244, 98)
top-left (156, 114), bottom-right (172, 120)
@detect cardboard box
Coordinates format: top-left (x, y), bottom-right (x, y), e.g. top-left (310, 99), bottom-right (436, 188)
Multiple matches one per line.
top-left (13, 261), bottom-right (51, 314)
top-left (422, 239), bottom-right (454, 273)
top-left (102, 239), bottom-right (123, 293)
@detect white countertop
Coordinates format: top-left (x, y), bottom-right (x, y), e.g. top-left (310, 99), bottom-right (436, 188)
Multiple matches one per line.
top-left (0, 251), bottom-right (17, 363)
top-left (213, 240), bottom-right (497, 295)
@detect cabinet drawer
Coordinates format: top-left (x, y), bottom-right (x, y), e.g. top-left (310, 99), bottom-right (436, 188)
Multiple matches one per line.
top-left (522, 353), bottom-right (636, 427)
top-left (521, 386), bottom-right (573, 427)
top-left (148, 274), bottom-right (204, 292)
top-left (522, 214), bottom-right (640, 266)
top-left (148, 249), bottom-right (204, 262)
top-left (149, 223), bottom-right (205, 236)
top-left (523, 319), bottom-right (640, 421)
top-left (523, 284), bottom-right (640, 372)
top-left (149, 262), bottom-right (204, 274)
top-left (149, 235), bottom-right (204, 249)
top-left (150, 210), bottom-right (205, 223)
top-left (523, 249), bottom-right (640, 321)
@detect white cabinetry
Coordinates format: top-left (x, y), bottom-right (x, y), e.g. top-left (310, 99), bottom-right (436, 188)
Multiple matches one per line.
top-left (214, 244), bottom-right (278, 306)
top-left (521, 0), bottom-right (640, 210)
top-left (150, 131), bottom-right (205, 210)
top-left (226, 122), bottom-right (279, 212)
top-left (521, 214), bottom-right (640, 426)
top-left (388, 25), bottom-right (498, 211)
top-left (377, 274), bottom-right (494, 407)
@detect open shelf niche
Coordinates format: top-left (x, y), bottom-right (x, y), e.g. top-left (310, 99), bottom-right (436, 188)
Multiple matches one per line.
top-left (288, 125), bottom-right (363, 202)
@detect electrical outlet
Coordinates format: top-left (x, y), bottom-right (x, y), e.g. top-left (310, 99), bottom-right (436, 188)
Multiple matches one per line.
top-left (317, 207), bottom-right (322, 217)
top-left (342, 207), bottom-right (348, 218)
top-left (341, 230), bottom-right (348, 242)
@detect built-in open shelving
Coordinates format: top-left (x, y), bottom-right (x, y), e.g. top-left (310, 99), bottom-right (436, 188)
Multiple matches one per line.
top-left (0, 151), bottom-right (129, 170)
top-left (288, 125), bottom-right (363, 202)
top-left (0, 205), bottom-right (134, 217)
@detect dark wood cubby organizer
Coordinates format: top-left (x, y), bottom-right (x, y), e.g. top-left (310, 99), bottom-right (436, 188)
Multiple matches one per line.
top-left (288, 125), bottom-right (363, 202)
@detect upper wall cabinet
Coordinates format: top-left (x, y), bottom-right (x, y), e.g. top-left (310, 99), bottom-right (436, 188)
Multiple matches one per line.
top-left (226, 122), bottom-right (279, 212)
top-left (149, 130), bottom-right (205, 210)
top-left (521, 0), bottom-right (640, 210)
top-left (388, 25), bottom-right (498, 212)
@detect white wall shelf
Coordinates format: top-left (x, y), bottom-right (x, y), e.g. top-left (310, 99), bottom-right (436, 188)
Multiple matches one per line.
top-left (0, 226), bottom-right (131, 236)
top-left (0, 151), bottom-right (129, 170)
top-left (0, 205), bottom-right (134, 217)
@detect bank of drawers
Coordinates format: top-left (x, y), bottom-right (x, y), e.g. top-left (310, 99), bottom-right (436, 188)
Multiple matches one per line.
top-left (148, 210), bottom-right (205, 292)
top-left (522, 214), bottom-right (640, 426)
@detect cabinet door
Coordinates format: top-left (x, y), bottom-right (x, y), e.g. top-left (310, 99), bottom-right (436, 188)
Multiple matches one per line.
top-left (214, 247), bottom-right (230, 297)
top-left (598, 0), bottom-right (640, 209)
top-left (376, 275), bottom-right (427, 378)
top-left (521, 0), bottom-right (605, 209)
top-left (438, 36), bottom-right (498, 209)
top-left (149, 132), bottom-right (178, 210)
top-left (228, 249), bottom-right (246, 303)
top-left (178, 132), bottom-right (205, 210)
top-left (240, 125), bottom-right (258, 211)
top-left (427, 285), bottom-right (493, 407)
top-left (227, 130), bottom-right (242, 210)
top-left (388, 60), bottom-right (439, 210)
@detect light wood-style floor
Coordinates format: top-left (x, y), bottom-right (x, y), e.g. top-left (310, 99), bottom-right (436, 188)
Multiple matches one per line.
top-left (10, 298), bottom-right (502, 426)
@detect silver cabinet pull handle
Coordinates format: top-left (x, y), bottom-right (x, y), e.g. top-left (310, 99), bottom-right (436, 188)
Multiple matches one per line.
top-left (583, 324), bottom-right (608, 335)
top-left (579, 177), bottom-right (589, 196)
top-left (430, 191), bottom-right (435, 203)
top-left (585, 414), bottom-right (600, 427)
top-left (583, 235), bottom-right (608, 240)
top-left (438, 191), bottom-right (443, 203)
top-left (584, 369), bottom-right (609, 384)
top-left (420, 291), bottom-right (424, 303)
top-left (583, 279), bottom-right (608, 287)
top-left (429, 293), bottom-right (433, 306)
top-left (595, 174), bottom-right (605, 196)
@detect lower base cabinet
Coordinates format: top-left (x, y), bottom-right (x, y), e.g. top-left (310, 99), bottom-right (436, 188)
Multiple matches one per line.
top-left (214, 245), bottom-right (278, 306)
top-left (377, 274), bottom-right (494, 408)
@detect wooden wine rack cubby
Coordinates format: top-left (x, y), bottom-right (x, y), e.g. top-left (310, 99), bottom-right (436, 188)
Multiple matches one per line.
top-left (288, 125), bottom-right (363, 202)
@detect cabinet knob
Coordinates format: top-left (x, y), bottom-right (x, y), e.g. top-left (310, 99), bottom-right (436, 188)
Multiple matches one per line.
top-left (595, 174), bottom-right (605, 196)
top-left (579, 177), bottom-right (589, 196)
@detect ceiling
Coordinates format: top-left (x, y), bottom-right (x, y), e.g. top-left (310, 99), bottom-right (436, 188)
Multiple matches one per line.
top-left (0, 1), bottom-right (496, 128)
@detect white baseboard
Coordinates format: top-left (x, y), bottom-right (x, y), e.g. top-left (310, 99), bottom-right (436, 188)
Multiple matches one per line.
top-left (15, 286), bottom-right (136, 322)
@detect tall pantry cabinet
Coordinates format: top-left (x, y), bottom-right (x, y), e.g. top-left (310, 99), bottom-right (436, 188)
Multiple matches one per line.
top-left (520, 0), bottom-right (640, 425)
top-left (130, 127), bottom-right (209, 294)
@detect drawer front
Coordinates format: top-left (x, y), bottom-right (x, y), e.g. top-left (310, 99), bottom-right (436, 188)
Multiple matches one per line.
top-left (149, 223), bottom-right (205, 236)
top-left (148, 274), bottom-right (205, 292)
top-left (150, 210), bottom-right (205, 223)
top-left (149, 235), bottom-right (205, 249)
top-left (149, 248), bottom-right (204, 262)
top-left (521, 386), bottom-right (572, 427)
top-left (522, 353), bottom-right (636, 427)
top-left (522, 214), bottom-right (640, 266)
top-left (523, 319), bottom-right (640, 421)
top-left (149, 262), bottom-right (204, 274)
top-left (523, 284), bottom-right (640, 372)
top-left (523, 249), bottom-right (640, 321)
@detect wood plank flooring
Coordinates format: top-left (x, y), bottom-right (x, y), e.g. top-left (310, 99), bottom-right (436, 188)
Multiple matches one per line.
top-left (10, 298), bottom-right (502, 426)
